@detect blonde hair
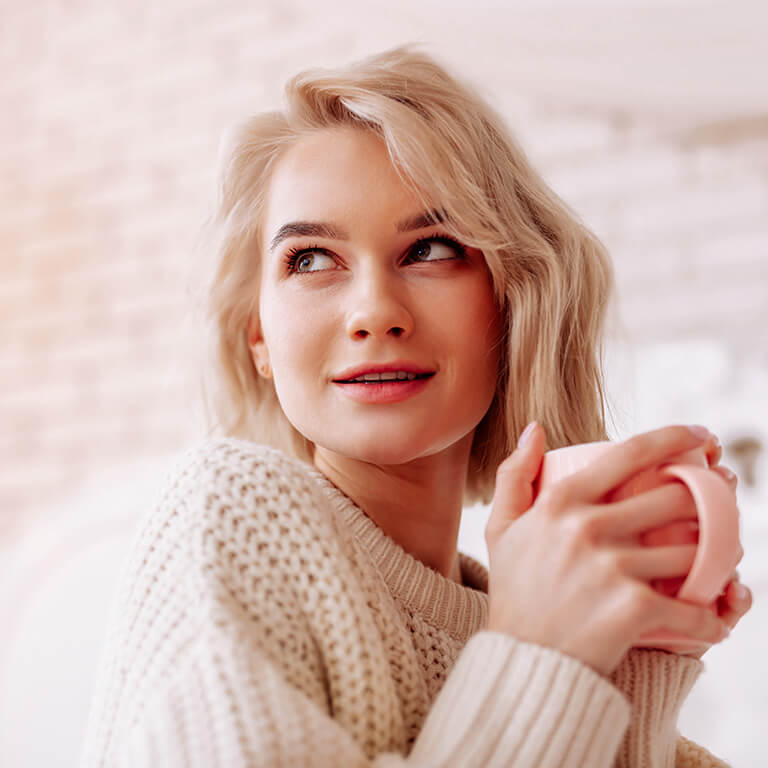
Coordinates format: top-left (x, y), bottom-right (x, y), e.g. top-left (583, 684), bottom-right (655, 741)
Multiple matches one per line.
top-left (193, 43), bottom-right (618, 506)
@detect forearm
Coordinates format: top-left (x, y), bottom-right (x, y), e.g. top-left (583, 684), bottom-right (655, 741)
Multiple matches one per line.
top-left (607, 647), bottom-right (713, 768)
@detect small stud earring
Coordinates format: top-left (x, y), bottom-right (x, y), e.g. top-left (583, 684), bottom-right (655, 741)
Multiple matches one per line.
top-left (258, 362), bottom-right (271, 378)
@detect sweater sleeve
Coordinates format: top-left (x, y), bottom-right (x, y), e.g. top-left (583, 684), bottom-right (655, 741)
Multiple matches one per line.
top-left (606, 648), bottom-right (731, 768)
top-left (675, 735), bottom-right (732, 768)
top-left (79, 439), bottom-right (632, 768)
top-left (111, 616), bottom-right (632, 768)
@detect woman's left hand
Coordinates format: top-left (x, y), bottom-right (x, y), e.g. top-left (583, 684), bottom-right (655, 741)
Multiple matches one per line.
top-left (678, 436), bottom-right (753, 659)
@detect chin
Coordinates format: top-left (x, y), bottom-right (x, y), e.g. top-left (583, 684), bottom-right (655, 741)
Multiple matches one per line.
top-left (320, 436), bottom-right (430, 466)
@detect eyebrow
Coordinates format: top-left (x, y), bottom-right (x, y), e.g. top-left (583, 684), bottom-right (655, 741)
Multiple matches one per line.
top-left (268, 208), bottom-right (446, 253)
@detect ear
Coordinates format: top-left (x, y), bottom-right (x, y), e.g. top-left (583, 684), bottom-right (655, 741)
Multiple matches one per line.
top-left (246, 314), bottom-right (271, 374)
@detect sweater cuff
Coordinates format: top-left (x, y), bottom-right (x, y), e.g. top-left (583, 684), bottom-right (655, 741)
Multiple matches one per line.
top-left (608, 647), bottom-right (704, 767)
top-left (409, 630), bottom-right (631, 768)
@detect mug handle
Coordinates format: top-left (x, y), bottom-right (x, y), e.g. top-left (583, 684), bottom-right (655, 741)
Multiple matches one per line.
top-left (657, 463), bottom-right (741, 606)
top-left (634, 464), bottom-right (741, 652)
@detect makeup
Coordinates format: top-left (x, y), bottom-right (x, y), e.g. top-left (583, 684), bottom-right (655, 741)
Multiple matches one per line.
top-left (333, 375), bottom-right (433, 404)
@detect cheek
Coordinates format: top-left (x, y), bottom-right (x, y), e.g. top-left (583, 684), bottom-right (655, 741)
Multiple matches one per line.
top-left (262, 292), bottom-right (328, 372)
top-left (468, 289), bottom-right (504, 362)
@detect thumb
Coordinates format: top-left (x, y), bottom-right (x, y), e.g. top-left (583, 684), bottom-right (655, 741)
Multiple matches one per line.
top-left (487, 422), bottom-right (546, 535)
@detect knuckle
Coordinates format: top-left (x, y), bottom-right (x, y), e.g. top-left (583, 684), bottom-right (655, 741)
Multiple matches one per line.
top-left (701, 612), bottom-right (723, 641)
top-left (535, 486), bottom-right (562, 514)
top-left (628, 584), bottom-right (656, 622)
top-left (686, 605), bottom-right (720, 641)
top-left (619, 434), bottom-right (647, 463)
top-left (653, 425), bottom-right (692, 451)
top-left (616, 582), bottom-right (651, 624)
top-left (668, 424), bottom-right (698, 443)
top-left (608, 546), bottom-right (631, 575)
top-left (495, 458), bottom-right (516, 479)
top-left (560, 514), bottom-right (589, 548)
top-left (592, 549), bottom-right (622, 588)
top-left (579, 509), bottom-right (606, 542)
top-left (540, 480), bottom-right (574, 514)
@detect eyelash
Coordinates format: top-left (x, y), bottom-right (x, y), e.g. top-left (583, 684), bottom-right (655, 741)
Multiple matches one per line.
top-left (283, 234), bottom-right (468, 275)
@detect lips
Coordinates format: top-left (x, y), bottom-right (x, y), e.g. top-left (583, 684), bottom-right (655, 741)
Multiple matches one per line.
top-left (339, 372), bottom-right (433, 382)
top-left (332, 361), bottom-right (436, 382)
top-left (333, 372), bottom-right (435, 403)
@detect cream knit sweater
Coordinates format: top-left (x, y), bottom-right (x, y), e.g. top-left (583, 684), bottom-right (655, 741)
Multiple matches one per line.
top-left (80, 437), bottom-right (730, 767)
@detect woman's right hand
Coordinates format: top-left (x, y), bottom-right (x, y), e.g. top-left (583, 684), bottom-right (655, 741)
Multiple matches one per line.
top-left (484, 422), bottom-right (732, 678)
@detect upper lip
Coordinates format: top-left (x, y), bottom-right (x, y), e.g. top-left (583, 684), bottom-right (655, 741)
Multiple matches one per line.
top-left (333, 361), bottom-right (436, 381)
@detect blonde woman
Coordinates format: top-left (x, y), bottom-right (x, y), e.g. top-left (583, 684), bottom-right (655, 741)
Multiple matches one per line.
top-left (81, 45), bottom-right (751, 767)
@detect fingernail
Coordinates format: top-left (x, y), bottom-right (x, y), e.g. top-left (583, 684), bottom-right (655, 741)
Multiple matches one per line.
top-left (733, 583), bottom-right (749, 601)
top-left (721, 467), bottom-right (737, 483)
top-left (518, 421), bottom-right (537, 448)
top-left (687, 425), bottom-right (710, 439)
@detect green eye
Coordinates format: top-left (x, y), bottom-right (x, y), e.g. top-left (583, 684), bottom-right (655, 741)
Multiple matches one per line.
top-left (284, 245), bottom-right (335, 274)
top-left (409, 238), bottom-right (463, 262)
top-left (283, 233), bottom-right (467, 275)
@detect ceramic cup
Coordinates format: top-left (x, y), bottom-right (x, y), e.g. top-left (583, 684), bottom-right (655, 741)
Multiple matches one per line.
top-left (534, 441), bottom-right (741, 652)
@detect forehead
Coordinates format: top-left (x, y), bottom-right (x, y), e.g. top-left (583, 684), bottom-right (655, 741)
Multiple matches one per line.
top-left (263, 127), bottom-right (424, 231)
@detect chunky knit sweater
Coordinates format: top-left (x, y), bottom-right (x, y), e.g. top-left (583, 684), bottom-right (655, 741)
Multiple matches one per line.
top-left (80, 437), bottom-right (730, 767)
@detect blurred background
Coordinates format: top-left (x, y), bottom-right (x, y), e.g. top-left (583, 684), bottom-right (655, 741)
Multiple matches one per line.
top-left (1, 0), bottom-right (765, 765)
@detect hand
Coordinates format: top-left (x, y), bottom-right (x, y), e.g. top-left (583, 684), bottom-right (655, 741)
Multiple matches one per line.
top-left (676, 570), bottom-right (753, 659)
top-left (484, 424), bottom-right (731, 678)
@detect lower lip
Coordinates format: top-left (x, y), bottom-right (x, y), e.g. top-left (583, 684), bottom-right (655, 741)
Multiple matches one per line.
top-left (333, 375), bottom-right (434, 403)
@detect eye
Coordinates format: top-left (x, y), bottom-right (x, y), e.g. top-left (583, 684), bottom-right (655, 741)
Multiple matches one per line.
top-left (282, 234), bottom-right (467, 275)
top-left (406, 235), bottom-right (466, 263)
top-left (283, 245), bottom-right (336, 274)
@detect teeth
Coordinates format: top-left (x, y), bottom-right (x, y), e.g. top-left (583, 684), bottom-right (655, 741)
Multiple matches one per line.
top-left (348, 371), bottom-right (420, 382)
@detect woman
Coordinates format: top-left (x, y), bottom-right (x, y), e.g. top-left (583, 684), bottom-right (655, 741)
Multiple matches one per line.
top-left (81, 44), bottom-right (751, 767)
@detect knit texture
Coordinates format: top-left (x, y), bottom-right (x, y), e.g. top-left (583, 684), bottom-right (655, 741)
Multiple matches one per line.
top-left (79, 437), bottom-right (731, 767)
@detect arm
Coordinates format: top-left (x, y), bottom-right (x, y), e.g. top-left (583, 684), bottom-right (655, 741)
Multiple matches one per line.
top-left (607, 648), bottom-right (731, 768)
top-left (80, 439), bottom-right (632, 768)
top-left (113, 622), bottom-right (632, 768)
top-left (675, 735), bottom-right (732, 768)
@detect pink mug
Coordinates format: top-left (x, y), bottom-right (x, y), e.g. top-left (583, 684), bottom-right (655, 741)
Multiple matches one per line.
top-left (534, 441), bottom-right (741, 652)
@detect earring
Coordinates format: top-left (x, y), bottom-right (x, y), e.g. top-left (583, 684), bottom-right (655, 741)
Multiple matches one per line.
top-left (257, 361), bottom-right (271, 378)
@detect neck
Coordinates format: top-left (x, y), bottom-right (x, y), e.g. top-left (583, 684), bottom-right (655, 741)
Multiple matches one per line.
top-left (312, 437), bottom-right (472, 583)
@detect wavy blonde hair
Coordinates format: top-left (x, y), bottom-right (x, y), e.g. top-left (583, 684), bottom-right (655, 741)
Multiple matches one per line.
top-left (192, 43), bottom-right (619, 506)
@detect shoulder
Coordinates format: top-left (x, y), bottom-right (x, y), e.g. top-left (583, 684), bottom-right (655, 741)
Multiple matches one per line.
top-left (118, 436), bottom-right (351, 622)
top-left (164, 435), bottom-right (314, 490)
top-left (152, 436), bottom-right (341, 562)
top-left (155, 436), bottom-right (328, 519)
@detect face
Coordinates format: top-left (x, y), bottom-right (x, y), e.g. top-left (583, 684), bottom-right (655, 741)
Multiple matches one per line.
top-left (250, 126), bottom-right (503, 467)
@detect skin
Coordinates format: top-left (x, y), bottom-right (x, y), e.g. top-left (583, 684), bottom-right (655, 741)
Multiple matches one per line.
top-left (248, 126), bottom-right (504, 584)
top-left (247, 124), bottom-right (752, 655)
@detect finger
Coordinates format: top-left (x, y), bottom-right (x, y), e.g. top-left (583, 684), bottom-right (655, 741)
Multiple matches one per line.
top-left (562, 425), bottom-right (712, 505)
top-left (721, 579), bottom-right (753, 626)
top-left (712, 464), bottom-right (738, 492)
top-left (641, 587), bottom-right (729, 645)
top-left (618, 543), bottom-right (698, 582)
top-left (703, 434), bottom-right (722, 468)
top-left (488, 422), bottom-right (546, 533)
top-left (717, 569), bottom-right (739, 597)
top-left (717, 596), bottom-right (741, 631)
top-left (596, 480), bottom-right (699, 541)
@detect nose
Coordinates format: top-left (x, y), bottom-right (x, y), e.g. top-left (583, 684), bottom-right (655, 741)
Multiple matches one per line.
top-left (343, 265), bottom-right (414, 340)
